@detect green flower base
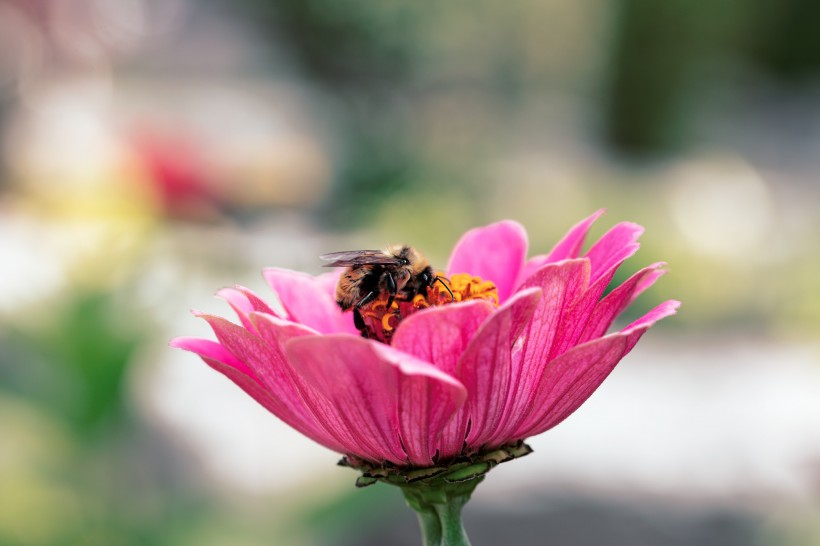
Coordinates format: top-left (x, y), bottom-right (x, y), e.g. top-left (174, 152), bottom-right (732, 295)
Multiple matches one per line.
top-left (339, 442), bottom-right (533, 546)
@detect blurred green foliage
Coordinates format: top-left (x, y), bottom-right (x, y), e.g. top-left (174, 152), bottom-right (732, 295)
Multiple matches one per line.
top-left (235, 0), bottom-right (423, 86)
top-left (748, 0), bottom-right (820, 81)
top-left (0, 290), bottom-right (208, 546)
top-left (605, 0), bottom-right (820, 154)
top-left (230, 0), bottom-right (428, 226)
top-left (222, 0), bottom-right (820, 234)
top-left (1, 291), bottom-right (141, 438)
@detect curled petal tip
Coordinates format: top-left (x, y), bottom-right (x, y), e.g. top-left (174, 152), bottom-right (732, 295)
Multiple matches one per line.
top-left (169, 336), bottom-right (223, 356)
top-left (623, 299), bottom-right (681, 333)
top-left (216, 286), bottom-right (249, 306)
top-left (644, 261), bottom-right (669, 280)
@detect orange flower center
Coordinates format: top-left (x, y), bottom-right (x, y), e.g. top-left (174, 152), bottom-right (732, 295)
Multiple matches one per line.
top-left (356, 273), bottom-right (499, 343)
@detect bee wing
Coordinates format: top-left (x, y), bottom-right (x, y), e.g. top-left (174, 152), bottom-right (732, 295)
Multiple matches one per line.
top-left (319, 250), bottom-right (402, 267)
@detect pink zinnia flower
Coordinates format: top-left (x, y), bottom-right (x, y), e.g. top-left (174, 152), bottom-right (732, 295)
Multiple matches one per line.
top-left (172, 211), bottom-right (679, 469)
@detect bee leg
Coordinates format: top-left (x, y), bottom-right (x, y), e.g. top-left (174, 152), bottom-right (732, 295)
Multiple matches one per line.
top-left (385, 272), bottom-right (398, 309)
top-left (353, 308), bottom-right (365, 331)
top-left (356, 291), bottom-right (377, 308)
top-left (434, 276), bottom-right (455, 302)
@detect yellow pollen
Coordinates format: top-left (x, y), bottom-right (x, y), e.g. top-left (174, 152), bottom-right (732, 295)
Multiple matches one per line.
top-left (430, 273), bottom-right (499, 307)
top-left (412, 293), bottom-right (430, 309)
top-left (381, 310), bottom-right (397, 332)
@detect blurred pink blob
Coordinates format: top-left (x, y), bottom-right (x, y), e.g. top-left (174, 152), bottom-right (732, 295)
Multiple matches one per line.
top-left (172, 212), bottom-right (679, 467)
top-left (128, 128), bottom-right (219, 219)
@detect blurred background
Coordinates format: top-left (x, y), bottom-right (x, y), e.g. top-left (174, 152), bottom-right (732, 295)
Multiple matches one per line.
top-left (1, 0), bottom-right (819, 544)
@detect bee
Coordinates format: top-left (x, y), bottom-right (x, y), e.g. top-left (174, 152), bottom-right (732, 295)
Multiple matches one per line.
top-left (320, 245), bottom-right (453, 331)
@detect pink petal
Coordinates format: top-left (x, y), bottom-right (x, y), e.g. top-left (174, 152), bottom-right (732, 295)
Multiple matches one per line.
top-left (263, 267), bottom-right (357, 335)
top-left (457, 288), bottom-right (542, 449)
top-left (467, 260), bottom-right (589, 448)
top-left (170, 336), bottom-right (251, 375)
top-left (170, 335), bottom-right (346, 453)
top-left (235, 285), bottom-right (278, 315)
top-left (538, 223), bottom-right (644, 357)
top-left (517, 259), bottom-right (591, 364)
top-left (249, 311), bottom-right (377, 457)
top-left (195, 314), bottom-right (347, 451)
top-left (315, 269), bottom-right (343, 301)
top-left (392, 300), bottom-right (495, 377)
top-left (584, 221), bottom-right (644, 286)
top-left (634, 266), bottom-right (666, 297)
top-left (217, 286), bottom-right (278, 331)
top-left (391, 300), bottom-right (495, 459)
top-left (518, 209), bottom-right (605, 285)
top-left (622, 299), bottom-right (681, 332)
top-left (241, 312), bottom-right (323, 398)
top-left (447, 220), bottom-right (528, 304)
top-left (547, 209), bottom-right (607, 261)
top-left (286, 335), bottom-right (467, 467)
top-left (512, 299), bottom-right (680, 440)
top-left (172, 338), bottom-right (294, 421)
top-left (579, 262), bottom-right (667, 343)
top-left (216, 288), bottom-right (254, 329)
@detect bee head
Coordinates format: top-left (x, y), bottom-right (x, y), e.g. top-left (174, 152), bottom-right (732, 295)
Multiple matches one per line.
top-left (419, 266), bottom-right (435, 286)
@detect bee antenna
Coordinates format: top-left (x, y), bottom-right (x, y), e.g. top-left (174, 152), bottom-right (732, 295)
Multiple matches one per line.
top-left (434, 276), bottom-right (455, 302)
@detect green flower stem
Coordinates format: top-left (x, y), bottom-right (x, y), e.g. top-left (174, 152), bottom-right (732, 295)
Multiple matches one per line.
top-left (400, 476), bottom-right (482, 546)
top-left (342, 442), bottom-right (533, 546)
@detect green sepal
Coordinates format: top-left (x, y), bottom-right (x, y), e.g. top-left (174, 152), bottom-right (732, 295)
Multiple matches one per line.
top-left (405, 466), bottom-right (448, 482)
top-left (339, 440), bottom-right (533, 489)
top-left (355, 475), bottom-right (379, 488)
top-left (442, 462), bottom-right (490, 483)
